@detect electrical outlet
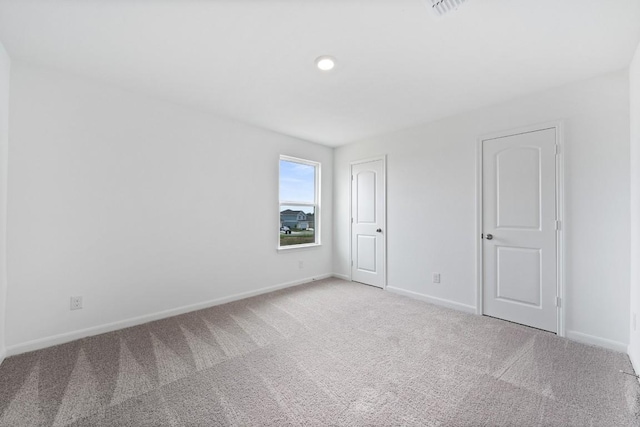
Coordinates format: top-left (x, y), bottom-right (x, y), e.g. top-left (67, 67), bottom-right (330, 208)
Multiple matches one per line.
top-left (433, 273), bottom-right (441, 284)
top-left (70, 296), bottom-right (83, 310)
top-left (298, 260), bottom-right (304, 269)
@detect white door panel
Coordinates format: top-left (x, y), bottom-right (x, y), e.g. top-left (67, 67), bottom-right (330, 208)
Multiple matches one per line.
top-left (496, 246), bottom-right (541, 306)
top-left (352, 159), bottom-right (385, 288)
top-left (496, 147), bottom-right (541, 229)
top-left (356, 171), bottom-right (376, 223)
top-left (483, 128), bottom-right (557, 332)
top-left (356, 235), bottom-right (376, 272)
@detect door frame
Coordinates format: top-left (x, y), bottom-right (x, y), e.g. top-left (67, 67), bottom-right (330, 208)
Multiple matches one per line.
top-left (349, 155), bottom-right (387, 289)
top-left (475, 121), bottom-right (565, 336)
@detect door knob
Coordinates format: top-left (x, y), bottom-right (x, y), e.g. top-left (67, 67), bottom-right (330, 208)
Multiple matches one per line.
top-left (376, 228), bottom-right (382, 233)
top-left (486, 234), bottom-right (493, 240)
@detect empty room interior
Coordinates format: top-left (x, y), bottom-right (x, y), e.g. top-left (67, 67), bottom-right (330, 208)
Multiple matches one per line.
top-left (1, 0), bottom-right (640, 425)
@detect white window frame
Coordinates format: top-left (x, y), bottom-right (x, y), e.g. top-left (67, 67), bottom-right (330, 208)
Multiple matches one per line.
top-left (278, 155), bottom-right (321, 250)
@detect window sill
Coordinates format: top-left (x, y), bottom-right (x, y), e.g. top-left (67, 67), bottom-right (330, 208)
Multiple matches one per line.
top-left (277, 243), bottom-right (322, 252)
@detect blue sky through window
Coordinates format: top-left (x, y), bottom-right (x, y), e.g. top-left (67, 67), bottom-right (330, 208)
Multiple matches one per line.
top-left (279, 160), bottom-right (315, 207)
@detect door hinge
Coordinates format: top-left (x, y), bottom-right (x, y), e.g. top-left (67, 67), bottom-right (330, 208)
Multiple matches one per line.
top-left (351, 175), bottom-right (354, 181)
top-left (554, 220), bottom-right (561, 231)
top-left (556, 297), bottom-right (562, 307)
top-left (555, 145), bottom-right (560, 155)
top-left (351, 218), bottom-right (354, 223)
top-left (351, 260), bottom-right (354, 266)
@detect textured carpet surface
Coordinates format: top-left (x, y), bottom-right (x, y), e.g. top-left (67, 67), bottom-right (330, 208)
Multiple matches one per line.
top-left (0, 278), bottom-right (639, 426)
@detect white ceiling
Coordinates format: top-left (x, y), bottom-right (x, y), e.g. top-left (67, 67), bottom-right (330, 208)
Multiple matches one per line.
top-left (0, 0), bottom-right (639, 147)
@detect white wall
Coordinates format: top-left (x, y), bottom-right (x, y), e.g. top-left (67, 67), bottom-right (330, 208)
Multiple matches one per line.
top-left (630, 41), bottom-right (640, 371)
top-left (334, 70), bottom-right (630, 351)
top-left (5, 62), bottom-right (333, 353)
top-left (0, 42), bottom-right (9, 363)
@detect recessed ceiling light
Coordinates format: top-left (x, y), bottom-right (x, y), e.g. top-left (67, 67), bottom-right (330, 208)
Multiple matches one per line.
top-left (315, 56), bottom-right (335, 71)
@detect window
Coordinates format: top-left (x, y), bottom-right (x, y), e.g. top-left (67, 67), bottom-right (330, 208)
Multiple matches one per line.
top-left (279, 156), bottom-right (320, 248)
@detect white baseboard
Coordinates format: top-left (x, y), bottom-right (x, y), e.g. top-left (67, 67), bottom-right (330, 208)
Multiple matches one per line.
top-left (332, 273), bottom-right (350, 281)
top-left (628, 344), bottom-right (640, 382)
top-left (5, 273), bottom-right (333, 357)
top-left (386, 286), bottom-right (476, 314)
top-left (383, 289), bottom-right (628, 353)
top-left (565, 330), bottom-right (628, 353)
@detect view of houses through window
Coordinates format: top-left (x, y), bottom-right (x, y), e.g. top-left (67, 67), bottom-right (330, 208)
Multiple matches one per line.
top-left (279, 156), bottom-right (319, 247)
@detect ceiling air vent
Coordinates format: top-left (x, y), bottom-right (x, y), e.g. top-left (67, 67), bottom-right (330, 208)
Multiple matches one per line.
top-left (428, 0), bottom-right (469, 17)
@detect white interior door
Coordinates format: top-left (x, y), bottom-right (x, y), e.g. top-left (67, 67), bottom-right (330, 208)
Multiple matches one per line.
top-left (351, 159), bottom-right (385, 288)
top-left (482, 127), bottom-right (558, 332)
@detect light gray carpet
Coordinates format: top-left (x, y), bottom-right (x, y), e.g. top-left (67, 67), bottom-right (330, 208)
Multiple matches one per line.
top-left (0, 278), bottom-right (638, 426)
